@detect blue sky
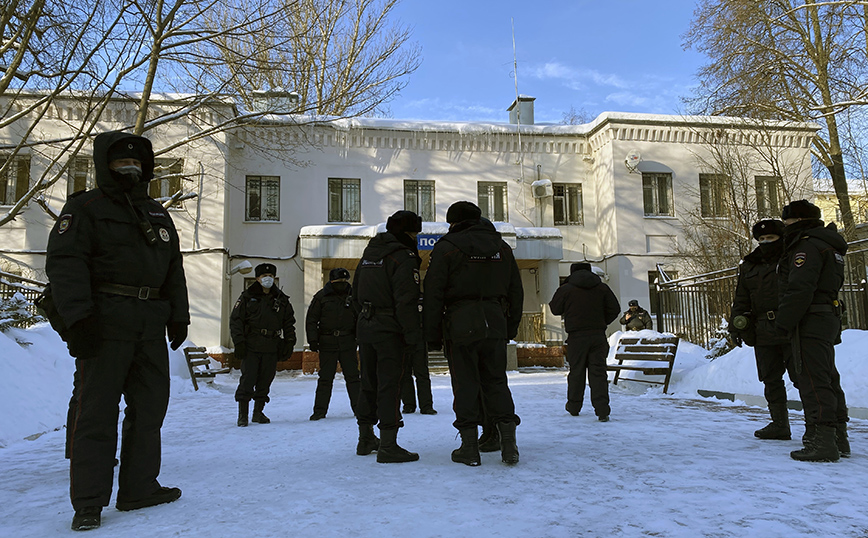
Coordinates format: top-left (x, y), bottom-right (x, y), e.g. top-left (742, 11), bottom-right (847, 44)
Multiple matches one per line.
top-left (388, 1), bottom-right (704, 123)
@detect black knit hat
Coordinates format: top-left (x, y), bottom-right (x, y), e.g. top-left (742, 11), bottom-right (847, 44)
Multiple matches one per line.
top-left (106, 137), bottom-right (149, 164)
top-left (329, 267), bottom-right (350, 281)
top-left (570, 262), bottom-right (592, 273)
top-left (781, 200), bottom-right (821, 220)
top-left (255, 263), bottom-right (277, 277)
top-left (446, 201), bottom-right (482, 224)
top-left (752, 219), bottom-right (785, 240)
top-left (386, 210), bottom-right (422, 234)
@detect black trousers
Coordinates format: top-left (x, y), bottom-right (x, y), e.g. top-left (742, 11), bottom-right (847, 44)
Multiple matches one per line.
top-left (69, 339), bottom-right (169, 510)
top-left (235, 351), bottom-right (279, 403)
top-left (401, 342), bottom-right (433, 411)
top-left (754, 343), bottom-right (797, 406)
top-left (565, 332), bottom-right (610, 418)
top-left (357, 337), bottom-right (409, 431)
top-left (313, 348), bottom-right (361, 415)
top-left (445, 338), bottom-right (519, 430)
top-left (797, 337), bottom-right (848, 426)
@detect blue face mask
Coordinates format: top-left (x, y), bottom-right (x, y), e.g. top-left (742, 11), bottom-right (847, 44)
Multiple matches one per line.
top-left (259, 276), bottom-right (274, 289)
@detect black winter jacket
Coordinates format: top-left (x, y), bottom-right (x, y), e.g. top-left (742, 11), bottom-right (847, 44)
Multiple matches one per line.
top-left (423, 220), bottom-right (523, 344)
top-left (353, 232), bottom-right (422, 345)
top-left (730, 241), bottom-right (788, 346)
top-left (305, 282), bottom-right (357, 351)
top-left (549, 269), bottom-right (620, 335)
top-left (230, 283), bottom-right (297, 353)
top-left (776, 221), bottom-right (846, 342)
top-left (619, 308), bottom-right (653, 331)
top-left (45, 131), bottom-right (189, 340)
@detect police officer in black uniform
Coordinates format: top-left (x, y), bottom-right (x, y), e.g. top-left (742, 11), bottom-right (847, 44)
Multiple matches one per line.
top-left (230, 263), bottom-right (297, 427)
top-left (306, 267), bottom-right (360, 420)
top-left (729, 219), bottom-right (799, 441)
top-left (777, 200), bottom-right (850, 461)
top-left (424, 202), bottom-right (523, 466)
top-left (353, 210), bottom-right (422, 463)
top-left (46, 131), bottom-right (190, 531)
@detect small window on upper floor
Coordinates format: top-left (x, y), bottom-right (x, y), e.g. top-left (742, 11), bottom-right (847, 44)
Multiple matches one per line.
top-left (477, 181), bottom-right (508, 222)
top-left (755, 176), bottom-right (782, 218)
top-left (404, 180), bottom-right (435, 221)
top-left (328, 178), bottom-right (361, 222)
top-left (0, 154), bottom-right (31, 206)
top-left (553, 183), bottom-right (583, 225)
top-left (642, 173), bottom-right (674, 217)
top-left (150, 158), bottom-right (185, 207)
top-left (246, 175), bottom-right (280, 221)
top-left (699, 173), bottom-right (729, 218)
top-left (67, 157), bottom-right (93, 197)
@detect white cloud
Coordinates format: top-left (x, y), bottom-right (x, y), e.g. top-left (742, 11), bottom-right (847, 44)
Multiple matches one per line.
top-left (399, 97), bottom-right (503, 121)
top-left (529, 61), bottom-right (630, 90)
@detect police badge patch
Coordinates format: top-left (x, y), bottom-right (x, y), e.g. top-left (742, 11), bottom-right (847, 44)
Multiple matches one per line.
top-left (159, 228), bottom-right (170, 242)
top-left (58, 214), bottom-right (72, 234)
top-left (794, 252), bottom-right (807, 267)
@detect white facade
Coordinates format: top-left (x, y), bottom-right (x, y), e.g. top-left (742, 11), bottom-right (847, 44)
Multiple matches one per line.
top-left (0, 95), bottom-right (817, 348)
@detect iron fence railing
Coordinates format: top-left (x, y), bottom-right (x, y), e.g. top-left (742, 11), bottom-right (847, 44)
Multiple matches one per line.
top-left (0, 271), bottom-right (47, 328)
top-left (516, 312), bottom-right (544, 343)
top-left (655, 239), bottom-right (868, 347)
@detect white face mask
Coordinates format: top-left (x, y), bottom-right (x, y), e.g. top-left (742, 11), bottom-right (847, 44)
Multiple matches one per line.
top-left (259, 276), bottom-right (274, 289)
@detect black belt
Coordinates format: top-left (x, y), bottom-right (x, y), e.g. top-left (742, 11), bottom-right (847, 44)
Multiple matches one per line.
top-left (257, 328), bottom-right (283, 338)
top-left (808, 304), bottom-right (834, 313)
top-left (97, 283), bottom-right (162, 300)
top-left (321, 330), bottom-right (353, 337)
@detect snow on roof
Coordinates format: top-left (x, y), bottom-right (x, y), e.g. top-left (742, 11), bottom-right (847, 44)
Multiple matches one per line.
top-left (814, 177), bottom-right (868, 194)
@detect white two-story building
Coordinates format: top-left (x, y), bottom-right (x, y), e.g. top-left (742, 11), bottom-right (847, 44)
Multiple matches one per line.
top-left (0, 93), bottom-right (816, 349)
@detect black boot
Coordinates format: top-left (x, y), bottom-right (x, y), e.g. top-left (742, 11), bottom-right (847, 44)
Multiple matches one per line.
top-left (356, 424), bottom-right (380, 455)
top-left (755, 403), bottom-right (791, 440)
top-left (478, 423), bottom-right (500, 453)
top-left (71, 506), bottom-right (101, 531)
top-left (376, 428), bottom-right (419, 463)
top-left (802, 423), bottom-right (816, 445)
top-left (452, 427), bottom-right (481, 466)
top-left (251, 401), bottom-right (270, 424)
top-left (116, 486), bottom-right (182, 511)
top-left (790, 424), bottom-right (840, 462)
top-left (836, 423), bottom-right (851, 458)
top-left (497, 422), bottom-right (519, 465)
top-left (237, 401), bottom-right (249, 427)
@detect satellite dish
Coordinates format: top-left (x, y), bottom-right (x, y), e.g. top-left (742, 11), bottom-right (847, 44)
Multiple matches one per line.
top-left (625, 150), bottom-right (642, 173)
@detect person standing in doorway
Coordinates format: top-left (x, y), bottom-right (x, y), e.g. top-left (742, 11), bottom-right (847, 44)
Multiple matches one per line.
top-left (231, 263), bottom-right (297, 427)
top-left (549, 262), bottom-right (620, 421)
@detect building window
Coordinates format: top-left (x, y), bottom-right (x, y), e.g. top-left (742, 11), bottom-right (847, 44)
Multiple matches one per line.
top-left (553, 183), bottom-right (583, 225)
top-left (150, 158), bottom-right (185, 202)
top-left (404, 180), bottom-right (435, 221)
top-left (246, 175), bottom-right (280, 221)
top-left (67, 157), bottom-right (93, 196)
top-left (328, 178), bottom-right (361, 222)
top-left (699, 173), bottom-right (729, 218)
top-left (642, 173), bottom-right (674, 216)
top-left (755, 176), bottom-right (782, 218)
top-left (0, 154), bottom-right (31, 206)
top-left (477, 181), bottom-right (508, 222)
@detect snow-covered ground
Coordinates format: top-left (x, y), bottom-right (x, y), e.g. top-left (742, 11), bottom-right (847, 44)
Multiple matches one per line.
top-left (1, 324), bottom-right (866, 537)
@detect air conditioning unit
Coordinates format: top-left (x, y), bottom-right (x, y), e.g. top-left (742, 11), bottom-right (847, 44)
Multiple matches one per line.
top-left (531, 179), bottom-right (553, 199)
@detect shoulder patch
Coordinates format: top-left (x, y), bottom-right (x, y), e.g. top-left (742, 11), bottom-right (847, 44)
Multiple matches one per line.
top-left (149, 210), bottom-right (167, 218)
top-left (159, 228), bottom-right (171, 242)
top-left (361, 258), bottom-right (384, 267)
top-left (58, 214), bottom-right (73, 234)
top-left (793, 252), bottom-right (807, 268)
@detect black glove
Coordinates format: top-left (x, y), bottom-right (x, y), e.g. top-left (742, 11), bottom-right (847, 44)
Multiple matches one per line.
top-left (309, 342), bottom-right (320, 352)
top-left (166, 321), bottom-right (188, 351)
top-left (234, 342), bottom-right (246, 362)
top-left (280, 340), bottom-right (294, 360)
top-left (731, 333), bottom-right (743, 348)
top-left (427, 340), bottom-right (443, 352)
top-left (67, 316), bottom-right (101, 359)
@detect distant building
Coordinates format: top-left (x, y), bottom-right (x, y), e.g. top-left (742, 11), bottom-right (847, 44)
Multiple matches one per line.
top-left (813, 178), bottom-right (868, 237)
top-left (0, 93), bottom-right (817, 348)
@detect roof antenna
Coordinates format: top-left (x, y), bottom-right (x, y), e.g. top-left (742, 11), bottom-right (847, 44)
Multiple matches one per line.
top-left (512, 18), bottom-right (525, 184)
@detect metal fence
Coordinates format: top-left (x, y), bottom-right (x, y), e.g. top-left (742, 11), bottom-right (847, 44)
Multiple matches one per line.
top-left (0, 271), bottom-right (46, 328)
top-left (655, 239), bottom-right (868, 347)
top-left (516, 312), bottom-right (544, 343)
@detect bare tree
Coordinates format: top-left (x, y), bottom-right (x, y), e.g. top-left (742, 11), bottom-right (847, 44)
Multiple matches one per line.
top-left (560, 105), bottom-right (593, 125)
top-left (684, 0), bottom-right (868, 239)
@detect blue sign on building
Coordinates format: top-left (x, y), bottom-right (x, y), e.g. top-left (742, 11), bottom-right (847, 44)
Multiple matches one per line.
top-left (417, 234), bottom-right (443, 250)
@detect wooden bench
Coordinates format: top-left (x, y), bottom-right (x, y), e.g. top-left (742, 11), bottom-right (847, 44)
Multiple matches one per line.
top-left (607, 335), bottom-right (679, 393)
top-left (183, 346), bottom-right (231, 391)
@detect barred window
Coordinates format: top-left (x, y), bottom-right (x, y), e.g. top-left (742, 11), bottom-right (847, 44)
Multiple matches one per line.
top-left (0, 154), bottom-right (31, 206)
top-left (246, 175), bottom-right (280, 221)
top-left (477, 181), bottom-right (508, 222)
top-left (404, 180), bottom-right (435, 221)
top-left (699, 173), bottom-right (729, 218)
top-left (642, 173), bottom-right (674, 217)
top-left (67, 157), bottom-right (93, 197)
top-left (328, 178), bottom-right (361, 222)
top-left (553, 183), bottom-right (583, 225)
